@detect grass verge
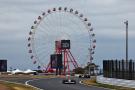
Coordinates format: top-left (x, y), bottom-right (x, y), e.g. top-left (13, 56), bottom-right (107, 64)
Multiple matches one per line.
top-left (82, 79), bottom-right (135, 90)
top-left (0, 75), bottom-right (56, 79)
top-left (0, 81), bottom-right (37, 90)
top-left (31, 75), bottom-right (56, 79)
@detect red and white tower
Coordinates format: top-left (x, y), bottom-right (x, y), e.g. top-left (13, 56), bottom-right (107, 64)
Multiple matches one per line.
top-left (46, 40), bottom-right (78, 75)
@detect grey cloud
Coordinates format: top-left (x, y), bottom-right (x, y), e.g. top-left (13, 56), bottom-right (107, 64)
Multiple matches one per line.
top-left (0, 0), bottom-right (135, 69)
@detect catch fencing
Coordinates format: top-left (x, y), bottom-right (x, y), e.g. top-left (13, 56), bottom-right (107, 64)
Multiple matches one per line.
top-left (103, 60), bottom-right (135, 80)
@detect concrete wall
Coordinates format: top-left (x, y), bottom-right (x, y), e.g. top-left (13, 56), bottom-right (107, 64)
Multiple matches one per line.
top-left (96, 75), bottom-right (135, 88)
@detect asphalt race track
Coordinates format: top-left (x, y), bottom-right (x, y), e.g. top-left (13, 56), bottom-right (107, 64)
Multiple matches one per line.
top-left (0, 76), bottom-right (109, 90)
top-left (28, 78), bottom-right (109, 90)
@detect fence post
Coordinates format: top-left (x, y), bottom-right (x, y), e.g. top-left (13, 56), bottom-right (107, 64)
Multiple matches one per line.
top-left (122, 60), bottom-right (124, 79)
top-left (115, 60), bottom-right (118, 78)
top-left (129, 60), bottom-right (132, 80)
top-left (133, 62), bottom-right (135, 79)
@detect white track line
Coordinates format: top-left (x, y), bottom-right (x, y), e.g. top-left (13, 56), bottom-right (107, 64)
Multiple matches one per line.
top-left (25, 79), bottom-right (44, 90)
top-left (25, 77), bottom-right (56, 90)
top-left (0, 80), bottom-right (41, 90)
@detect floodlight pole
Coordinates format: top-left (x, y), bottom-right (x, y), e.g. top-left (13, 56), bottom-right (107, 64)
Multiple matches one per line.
top-left (124, 20), bottom-right (128, 62)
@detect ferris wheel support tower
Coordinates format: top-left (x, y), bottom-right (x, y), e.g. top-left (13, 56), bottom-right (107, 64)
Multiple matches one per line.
top-left (46, 40), bottom-right (78, 75)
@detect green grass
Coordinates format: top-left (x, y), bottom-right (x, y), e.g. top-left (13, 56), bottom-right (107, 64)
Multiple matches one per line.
top-left (0, 81), bottom-right (37, 90)
top-left (31, 75), bottom-right (55, 79)
top-left (0, 74), bottom-right (56, 79)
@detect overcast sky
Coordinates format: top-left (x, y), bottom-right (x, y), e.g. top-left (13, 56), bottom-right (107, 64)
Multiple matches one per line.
top-left (0, 0), bottom-right (135, 70)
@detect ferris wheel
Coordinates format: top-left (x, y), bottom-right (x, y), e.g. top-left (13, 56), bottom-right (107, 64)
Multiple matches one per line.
top-left (28, 7), bottom-right (96, 70)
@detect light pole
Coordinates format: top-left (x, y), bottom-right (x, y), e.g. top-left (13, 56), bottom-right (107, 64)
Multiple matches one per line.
top-left (124, 20), bottom-right (128, 77)
top-left (124, 20), bottom-right (128, 62)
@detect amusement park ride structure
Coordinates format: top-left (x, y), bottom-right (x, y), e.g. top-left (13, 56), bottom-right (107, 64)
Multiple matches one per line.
top-left (27, 7), bottom-right (96, 77)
